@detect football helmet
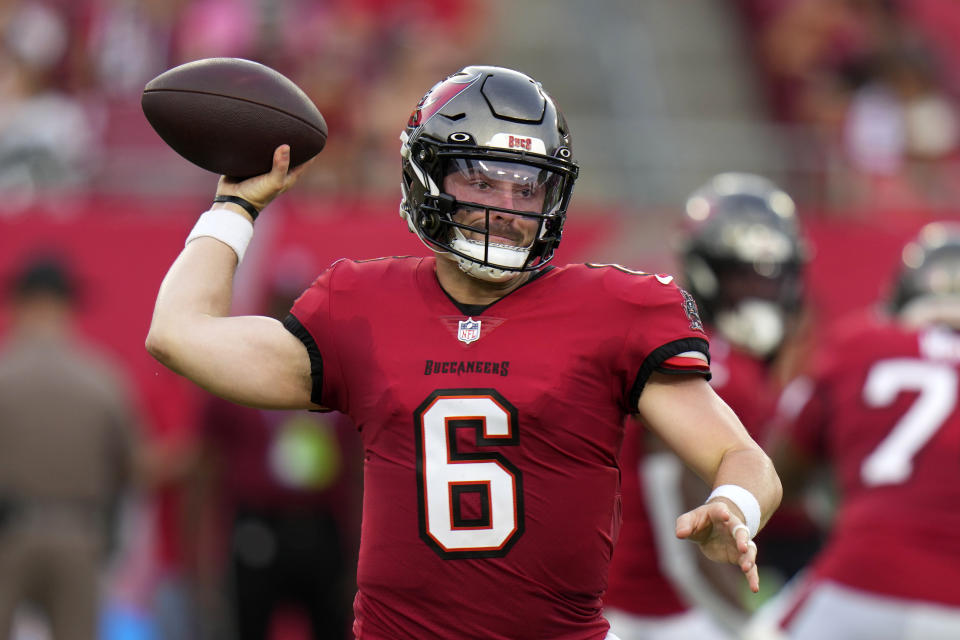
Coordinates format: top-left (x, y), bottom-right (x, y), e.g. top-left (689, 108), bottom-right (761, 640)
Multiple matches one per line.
top-left (679, 172), bottom-right (806, 357)
top-left (891, 221), bottom-right (960, 327)
top-left (400, 66), bottom-right (579, 281)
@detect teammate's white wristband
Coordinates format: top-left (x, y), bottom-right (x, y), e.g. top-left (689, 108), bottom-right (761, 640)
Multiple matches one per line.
top-left (706, 484), bottom-right (761, 539)
top-left (185, 208), bottom-right (254, 263)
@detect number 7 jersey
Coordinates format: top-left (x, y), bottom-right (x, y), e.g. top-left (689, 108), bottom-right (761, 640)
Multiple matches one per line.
top-left (776, 312), bottom-right (960, 607)
top-left (286, 256), bottom-right (710, 639)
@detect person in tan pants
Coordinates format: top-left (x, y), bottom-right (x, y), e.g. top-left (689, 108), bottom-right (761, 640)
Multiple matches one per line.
top-left (0, 253), bottom-right (140, 640)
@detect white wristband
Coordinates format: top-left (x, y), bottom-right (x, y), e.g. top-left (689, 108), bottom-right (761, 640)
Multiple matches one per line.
top-left (185, 209), bottom-right (254, 263)
top-left (706, 484), bottom-right (761, 539)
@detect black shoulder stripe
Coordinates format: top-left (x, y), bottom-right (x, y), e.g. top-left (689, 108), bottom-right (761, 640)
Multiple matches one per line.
top-left (628, 337), bottom-right (711, 412)
top-left (283, 314), bottom-right (324, 407)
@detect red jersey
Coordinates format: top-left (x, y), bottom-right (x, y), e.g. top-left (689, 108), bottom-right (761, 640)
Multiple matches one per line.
top-left (779, 312), bottom-right (960, 606)
top-left (288, 257), bottom-right (710, 639)
top-left (604, 333), bottom-right (777, 617)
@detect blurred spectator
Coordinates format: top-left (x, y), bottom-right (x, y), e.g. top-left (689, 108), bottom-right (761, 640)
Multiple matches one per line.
top-left (11, 0), bottom-right (492, 200)
top-left (837, 39), bottom-right (960, 208)
top-left (284, 0), bottom-right (490, 197)
top-left (0, 252), bottom-right (141, 639)
top-left (187, 249), bottom-right (362, 640)
top-left (754, 221), bottom-right (960, 638)
top-left (177, 0), bottom-right (257, 60)
top-left (0, 2), bottom-right (100, 214)
top-left (192, 401), bottom-right (361, 640)
top-left (742, 0), bottom-right (960, 210)
top-left (82, 0), bottom-right (184, 97)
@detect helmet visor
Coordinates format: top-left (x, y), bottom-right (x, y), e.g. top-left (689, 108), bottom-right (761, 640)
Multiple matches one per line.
top-left (443, 158), bottom-right (567, 216)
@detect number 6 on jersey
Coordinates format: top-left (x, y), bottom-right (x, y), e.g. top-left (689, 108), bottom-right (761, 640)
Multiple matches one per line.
top-left (414, 389), bottom-right (524, 558)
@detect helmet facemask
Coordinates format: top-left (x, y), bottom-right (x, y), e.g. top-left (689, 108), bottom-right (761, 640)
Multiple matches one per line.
top-left (420, 155), bottom-right (571, 281)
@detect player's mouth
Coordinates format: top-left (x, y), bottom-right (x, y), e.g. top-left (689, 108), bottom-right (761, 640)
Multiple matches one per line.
top-left (485, 222), bottom-right (526, 246)
top-left (488, 232), bottom-right (523, 246)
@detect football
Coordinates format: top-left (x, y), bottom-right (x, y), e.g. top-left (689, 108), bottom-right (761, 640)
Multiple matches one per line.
top-left (141, 57), bottom-right (327, 179)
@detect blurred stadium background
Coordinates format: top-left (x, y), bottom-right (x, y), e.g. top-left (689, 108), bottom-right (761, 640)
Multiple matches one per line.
top-left (1, 0), bottom-right (959, 638)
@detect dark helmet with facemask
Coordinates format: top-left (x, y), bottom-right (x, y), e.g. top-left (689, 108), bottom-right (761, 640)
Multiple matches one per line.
top-left (399, 66), bottom-right (579, 281)
top-left (679, 173), bottom-right (806, 358)
top-left (892, 222), bottom-right (960, 328)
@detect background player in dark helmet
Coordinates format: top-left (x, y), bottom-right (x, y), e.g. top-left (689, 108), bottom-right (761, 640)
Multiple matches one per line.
top-left (676, 173), bottom-right (824, 589)
top-left (605, 173), bottom-right (809, 640)
top-left (147, 65), bottom-right (780, 639)
top-left (679, 172), bottom-right (807, 362)
top-left (748, 224), bottom-right (960, 639)
top-left (890, 221), bottom-right (960, 326)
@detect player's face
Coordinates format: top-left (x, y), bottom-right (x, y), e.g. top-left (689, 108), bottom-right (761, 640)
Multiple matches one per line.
top-left (718, 263), bottom-right (788, 305)
top-left (443, 160), bottom-right (547, 248)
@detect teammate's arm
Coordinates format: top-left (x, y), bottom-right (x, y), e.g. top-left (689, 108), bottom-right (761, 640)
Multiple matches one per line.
top-left (146, 146), bottom-right (321, 410)
top-left (637, 371), bottom-right (782, 592)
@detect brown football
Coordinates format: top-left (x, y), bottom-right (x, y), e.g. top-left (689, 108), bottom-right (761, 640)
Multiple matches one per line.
top-left (141, 57), bottom-right (327, 179)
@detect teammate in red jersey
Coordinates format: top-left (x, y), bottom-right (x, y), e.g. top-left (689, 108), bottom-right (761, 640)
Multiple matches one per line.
top-left (146, 66), bottom-right (781, 639)
top-left (760, 221), bottom-right (960, 639)
top-left (605, 173), bottom-right (810, 639)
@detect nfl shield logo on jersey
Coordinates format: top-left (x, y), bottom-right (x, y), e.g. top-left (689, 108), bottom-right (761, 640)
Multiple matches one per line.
top-left (457, 318), bottom-right (482, 344)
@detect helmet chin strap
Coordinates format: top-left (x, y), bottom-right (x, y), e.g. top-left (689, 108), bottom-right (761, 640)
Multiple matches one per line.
top-left (450, 230), bottom-right (530, 282)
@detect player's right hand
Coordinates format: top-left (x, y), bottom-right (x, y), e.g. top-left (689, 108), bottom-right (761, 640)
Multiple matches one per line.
top-left (215, 145), bottom-right (316, 215)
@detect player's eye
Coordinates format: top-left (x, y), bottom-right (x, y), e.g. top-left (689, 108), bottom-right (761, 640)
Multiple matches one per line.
top-left (468, 178), bottom-right (493, 190)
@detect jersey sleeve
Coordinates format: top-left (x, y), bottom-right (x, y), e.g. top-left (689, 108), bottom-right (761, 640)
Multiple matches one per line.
top-left (601, 269), bottom-right (710, 411)
top-left (285, 260), bottom-right (346, 411)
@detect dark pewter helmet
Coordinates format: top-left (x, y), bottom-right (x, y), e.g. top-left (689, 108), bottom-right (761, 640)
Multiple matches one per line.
top-left (399, 66), bottom-right (579, 281)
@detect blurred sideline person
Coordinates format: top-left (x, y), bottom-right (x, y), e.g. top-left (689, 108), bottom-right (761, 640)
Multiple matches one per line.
top-left (604, 173), bottom-right (809, 640)
top-left (758, 221), bottom-right (960, 639)
top-left (146, 65), bottom-right (781, 639)
top-left (0, 253), bottom-right (140, 640)
top-left (191, 253), bottom-right (362, 640)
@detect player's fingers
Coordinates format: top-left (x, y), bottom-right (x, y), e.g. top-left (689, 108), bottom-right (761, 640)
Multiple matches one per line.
top-left (731, 523), bottom-right (751, 553)
top-left (674, 508), bottom-right (704, 539)
top-left (746, 539), bottom-right (758, 564)
top-left (739, 538), bottom-right (758, 573)
top-left (271, 145), bottom-right (291, 177)
top-left (744, 554), bottom-right (760, 593)
top-left (676, 503), bottom-right (720, 541)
